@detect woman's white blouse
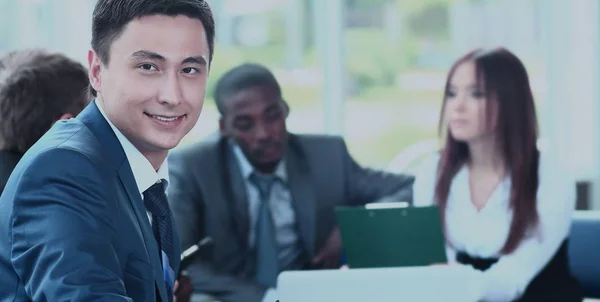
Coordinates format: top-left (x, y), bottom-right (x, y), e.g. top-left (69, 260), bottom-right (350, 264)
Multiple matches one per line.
top-left (413, 152), bottom-right (576, 302)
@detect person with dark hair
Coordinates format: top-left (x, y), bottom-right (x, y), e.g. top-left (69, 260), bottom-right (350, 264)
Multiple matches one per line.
top-left (0, 0), bottom-right (215, 301)
top-left (168, 63), bottom-right (415, 302)
top-left (213, 63), bottom-right (283, 116)
top-left (0, 48), bottom-right (90, 194)
top-left (413, 48), bottom-right (582, 301)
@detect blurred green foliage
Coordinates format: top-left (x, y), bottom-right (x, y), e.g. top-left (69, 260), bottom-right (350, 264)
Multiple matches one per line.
top-left (344, 29), bottom-right (412, 91)
top-left (208, 0), bottom-right (453, 97)
top-left (201, 0), bottom-right (453, 167)
top-left (208, 45), bottom-right (319, 109)
top-left (301, 28), bottom-right (419, 95)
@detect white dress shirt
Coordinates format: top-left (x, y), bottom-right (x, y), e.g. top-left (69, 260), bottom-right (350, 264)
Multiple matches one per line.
top-left (413, 152), bottom-right (575, 302)
top-left (231, 142), bottom-right (301, 302)
top-left (96, 100), bottom-right (169, 221)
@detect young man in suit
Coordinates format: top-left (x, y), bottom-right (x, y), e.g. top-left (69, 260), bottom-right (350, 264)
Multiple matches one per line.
top-left (168, 63), bottom-right (415, 302)
top-left (0, 49), bottom-right (90, 195)
top-left (0, 0), bottom-right (214, 301)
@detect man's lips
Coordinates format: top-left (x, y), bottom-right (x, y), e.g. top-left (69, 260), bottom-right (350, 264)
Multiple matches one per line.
top-left (258, 145), bottom-right (281, 157)
top-left (144, 113), bottom-right (186, 122)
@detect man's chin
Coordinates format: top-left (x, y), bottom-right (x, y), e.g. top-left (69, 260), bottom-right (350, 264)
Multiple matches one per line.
top-left (259, 151), bottom-right (283, 164)
top-left (250, 155), bottom-right (281, 173)
top-left (144, 136), bottom-right (183, 153)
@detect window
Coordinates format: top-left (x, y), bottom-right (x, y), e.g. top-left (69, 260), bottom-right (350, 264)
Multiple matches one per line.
top-left (1, 0), bottom-right (599, 199)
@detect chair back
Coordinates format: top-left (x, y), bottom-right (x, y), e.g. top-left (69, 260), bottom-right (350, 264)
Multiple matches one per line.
top-left (568, 210), bottom-right (600, 298)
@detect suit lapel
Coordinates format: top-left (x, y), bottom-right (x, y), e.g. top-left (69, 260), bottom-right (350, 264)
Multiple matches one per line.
top-left (221, 135), bottom-right (318, 256)
top-left (221, 140), bottom-right (251, 250)
top-left (285, 137), bottom-right (318, 257)
top-left (118, 155), bottom-right (169, 302)
top-left (79, 101), bottom-right (168, 302)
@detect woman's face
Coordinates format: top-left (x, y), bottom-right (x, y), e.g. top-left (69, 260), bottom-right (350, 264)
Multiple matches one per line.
top-left (444, 61), bottom-right (497, 143)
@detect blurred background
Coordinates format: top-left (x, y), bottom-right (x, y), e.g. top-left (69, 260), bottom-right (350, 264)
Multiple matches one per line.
top-left (1, 0), bottom-right (599, 209)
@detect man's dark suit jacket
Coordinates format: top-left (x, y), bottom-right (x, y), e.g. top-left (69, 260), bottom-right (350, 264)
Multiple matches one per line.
top-left (0, 150), bottom-right (22, 195)
top-left (168, 133), bottom-right (415, 302)
top-left (0, 101), bottom-right (180, 301)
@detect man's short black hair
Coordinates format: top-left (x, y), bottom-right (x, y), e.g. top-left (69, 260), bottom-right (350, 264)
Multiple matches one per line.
top-left (90, 0), bottom-right (216, 96)
top-left (214, 63), bottom-right (282, 115)
top-left (0, 49), bottom-right (90, 153)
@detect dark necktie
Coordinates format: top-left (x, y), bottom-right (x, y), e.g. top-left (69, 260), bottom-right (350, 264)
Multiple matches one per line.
top-left (143, 180), bottom-right (175, 301)
top-left (249, 173), bottom-right (279, 288)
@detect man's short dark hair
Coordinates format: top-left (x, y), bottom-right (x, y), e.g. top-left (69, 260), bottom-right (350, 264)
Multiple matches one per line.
top-left (89, 0), bottom-right (215, 97)
top-left (0, 49), bottom-right (90, 153)
top-left (214, 63), bottom-right (282, 115)
top-left (91, 0), bottom-right (215, 67)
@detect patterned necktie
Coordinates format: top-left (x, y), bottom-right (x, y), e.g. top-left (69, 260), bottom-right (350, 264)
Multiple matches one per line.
top-left (248, 172), bottom-right (279, 288)
top-left (143, 180), bottom-right (175, 301)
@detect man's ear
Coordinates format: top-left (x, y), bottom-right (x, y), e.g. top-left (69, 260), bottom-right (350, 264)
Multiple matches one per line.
top-left (57, 113), bottom-right (74, 121)
top-left (49, 113), bottom-right (74, 128)
top-left (88, 50), bottom-right (102, 95)
top-left (281, 100), bottom-right (290, 118)
top-left (219, 117), bottom-right (228, 136)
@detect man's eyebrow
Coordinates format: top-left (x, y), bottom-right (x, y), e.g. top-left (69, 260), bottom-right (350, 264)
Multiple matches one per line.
top-left (182, 56), bottom-right (208, 67)
top-left (265, 104), bottom-right (280, 112)
top-left (130, 51), bottom-right (207, 68)
top-left (233, 114), bottom-right (252, 121)
top-left (130, 50), bottom-right (165, 61)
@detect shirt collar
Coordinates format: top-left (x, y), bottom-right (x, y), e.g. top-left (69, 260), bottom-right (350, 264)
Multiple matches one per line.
top-left (230, 139), bottom-right (287, 181)
top-left (454, 164), bottom-right (511, 209)
top-left (96, 99), bottom-right (169, 194)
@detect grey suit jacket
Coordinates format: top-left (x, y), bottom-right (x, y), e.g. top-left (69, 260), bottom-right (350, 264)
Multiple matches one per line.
top-left (167, 133), bottom-right (414, 302)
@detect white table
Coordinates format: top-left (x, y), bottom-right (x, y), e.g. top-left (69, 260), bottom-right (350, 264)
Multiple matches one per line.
top-left (277, 266), bottom-right (483, 302)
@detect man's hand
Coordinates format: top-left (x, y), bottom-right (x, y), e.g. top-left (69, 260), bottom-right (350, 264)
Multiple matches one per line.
top-left (173, 272), bottom-right (193, 302)
top-left (312, 227), bottom-right (342, 269)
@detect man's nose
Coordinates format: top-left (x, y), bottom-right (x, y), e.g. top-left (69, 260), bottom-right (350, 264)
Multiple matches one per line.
top-left (159, 73), bottom-right (182, 106)
top-left (254, 123), bottom-right (269, 140)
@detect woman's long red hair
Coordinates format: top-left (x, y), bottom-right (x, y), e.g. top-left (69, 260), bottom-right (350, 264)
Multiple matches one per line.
top-left (435, 48), bottom-right (540, 254)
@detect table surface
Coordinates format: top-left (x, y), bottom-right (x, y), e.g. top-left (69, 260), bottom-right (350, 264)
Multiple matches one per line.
top-left (277, 266), bottom-right (483, 302)
top-left (192, 293), bottom-right (600, 302)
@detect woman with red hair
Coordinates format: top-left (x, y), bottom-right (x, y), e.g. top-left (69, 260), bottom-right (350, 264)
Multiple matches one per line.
top-left (414, 48), bottom-right (581, 301)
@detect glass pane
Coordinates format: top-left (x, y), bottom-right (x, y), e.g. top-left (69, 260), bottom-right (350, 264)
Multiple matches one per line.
top-left (182, 0), bottom-right (325, 146)
top-left (342, 0), bottom-right (548, 171)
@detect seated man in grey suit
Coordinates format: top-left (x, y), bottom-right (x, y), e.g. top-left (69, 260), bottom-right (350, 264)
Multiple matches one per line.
top-left (168, 63), bottom-right (415, 302)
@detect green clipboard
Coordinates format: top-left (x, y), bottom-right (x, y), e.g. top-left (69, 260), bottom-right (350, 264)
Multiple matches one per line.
top-left (335, 204), bottom-right (447, 268)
